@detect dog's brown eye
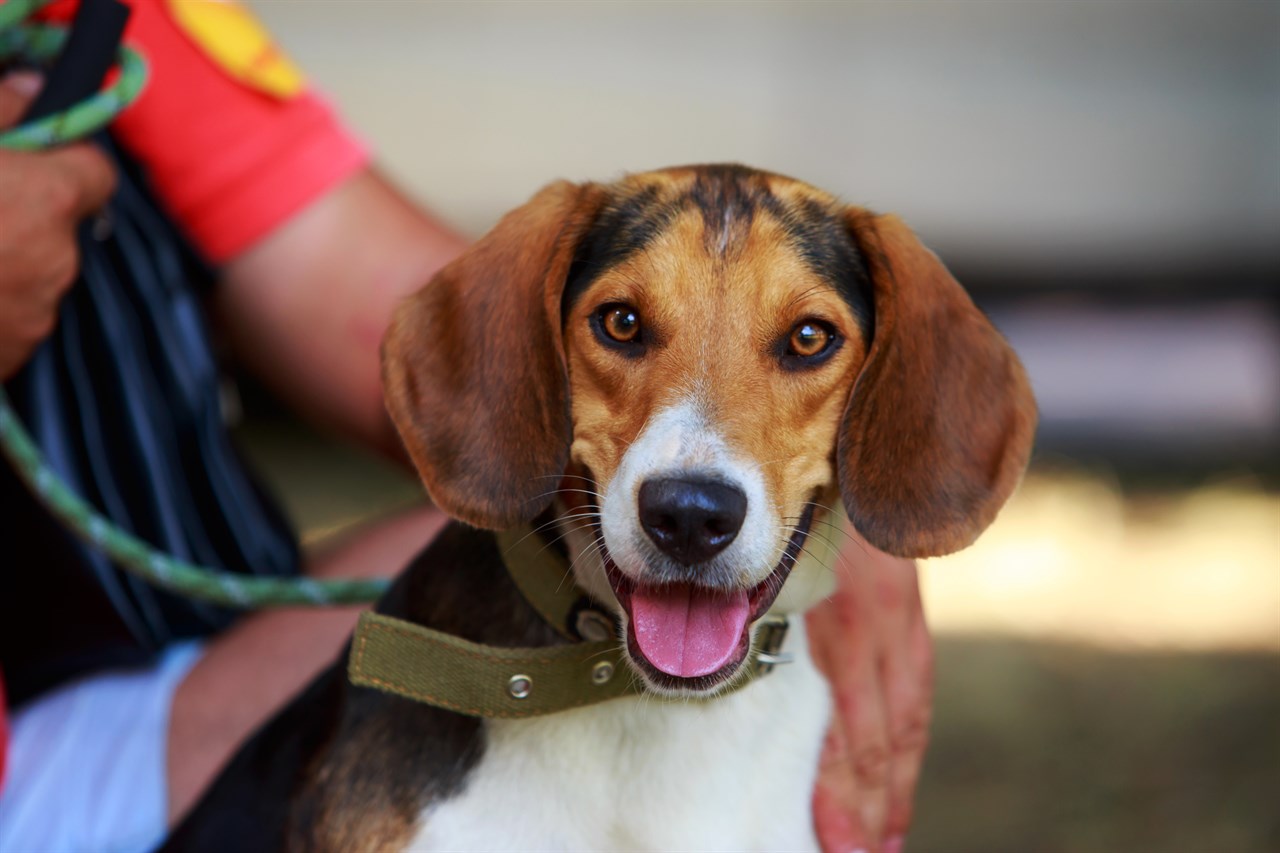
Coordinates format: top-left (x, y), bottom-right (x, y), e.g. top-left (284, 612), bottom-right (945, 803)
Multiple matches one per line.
top-left (788, 322), bottom-right (830, 357)
top-left (601, 305), bottom-right (641, 343)
top-left (779, 319), bottom-right (841, 370)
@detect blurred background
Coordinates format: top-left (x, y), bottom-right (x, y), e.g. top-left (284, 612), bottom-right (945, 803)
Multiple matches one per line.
top-left (241, 2), bottom-right (1279, 851)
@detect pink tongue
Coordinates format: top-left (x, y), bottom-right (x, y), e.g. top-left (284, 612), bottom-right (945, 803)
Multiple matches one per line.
top-left (629, 583), bottom-right (750, 678)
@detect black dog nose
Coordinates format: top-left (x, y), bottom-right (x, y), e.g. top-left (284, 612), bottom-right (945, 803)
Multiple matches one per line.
top-left (638, 477), bottom-right (747, 565)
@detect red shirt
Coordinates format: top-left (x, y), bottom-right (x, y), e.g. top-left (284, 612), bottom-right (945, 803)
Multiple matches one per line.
top-left (0, 0), bottom-right (369, 789)
top-left (34, 0), bottom-right (369, 261)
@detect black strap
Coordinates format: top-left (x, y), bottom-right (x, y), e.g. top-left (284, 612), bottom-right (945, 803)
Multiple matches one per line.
top-left (20, 0), bottom-right (130, 123)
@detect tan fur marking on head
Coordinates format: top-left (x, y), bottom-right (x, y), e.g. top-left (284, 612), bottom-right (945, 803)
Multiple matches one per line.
top-left (565, 186), bottom-right (866, 532)
top-left (382, 163), bottom-right (1034, 558)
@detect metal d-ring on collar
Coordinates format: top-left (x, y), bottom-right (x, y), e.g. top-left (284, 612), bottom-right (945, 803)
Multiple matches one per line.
top-left (346, 526), bottom-right (797, 719)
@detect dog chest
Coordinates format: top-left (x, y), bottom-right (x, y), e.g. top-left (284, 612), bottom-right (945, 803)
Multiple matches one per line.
top-left (403, 631), bottom-right (830, 851)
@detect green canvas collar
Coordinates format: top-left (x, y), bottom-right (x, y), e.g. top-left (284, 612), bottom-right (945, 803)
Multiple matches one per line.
top-left (347, 527), bottom-right (796, 719)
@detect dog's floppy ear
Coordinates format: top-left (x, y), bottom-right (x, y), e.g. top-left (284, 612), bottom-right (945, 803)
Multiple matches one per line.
top-left (839, 210), bottom-right (1037, 558)
top-left (383, 180), bottom-right (605, 529)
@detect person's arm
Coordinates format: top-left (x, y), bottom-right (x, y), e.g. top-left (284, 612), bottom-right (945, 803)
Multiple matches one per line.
top-left (159, 159), bottom-right (466, 827)
top-left (211, 171), bottom-right (466, 459)
top-left (31, 0), bottom-right (467, 455)
top-left (808, 531), bottom-right (934, 853)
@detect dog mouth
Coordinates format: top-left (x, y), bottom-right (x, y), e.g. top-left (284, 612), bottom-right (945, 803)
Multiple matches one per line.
top-left (600, 501), bottom-right (817, 692)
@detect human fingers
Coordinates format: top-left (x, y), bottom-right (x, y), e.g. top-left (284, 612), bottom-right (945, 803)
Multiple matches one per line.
top-left (865, 547), bottom-right (933, 853)
top-left (0, 137), bottom-right (112, 377)
top-left (813, 719), bottom-right (872, 853)
top-left (44, 144), bottom-right (117, 220)
top-left (0, 213), bottom-right (80, 379)
top-left (808, 579), bottom-right (892, 851)
top-left (0, 71), bottom-right (41, 128)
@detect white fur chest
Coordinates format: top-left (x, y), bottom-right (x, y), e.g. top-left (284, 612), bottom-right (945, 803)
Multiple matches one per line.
top-left (404, 623), bottom-right (830, 852)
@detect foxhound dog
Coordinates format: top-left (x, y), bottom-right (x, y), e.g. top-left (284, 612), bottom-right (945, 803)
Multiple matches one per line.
top-left (164, 164), bottom-right (1035, 852)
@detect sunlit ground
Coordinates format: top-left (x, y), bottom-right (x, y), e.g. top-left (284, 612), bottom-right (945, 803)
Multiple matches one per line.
top-left (914, 471), bottom-right (1279, 852)
top-left (238, 418), bottom-right (1280, 852)
top-left (924, 471), bottom-right (1279, 651)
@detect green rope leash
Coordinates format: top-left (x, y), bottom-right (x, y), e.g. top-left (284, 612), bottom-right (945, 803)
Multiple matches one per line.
top-left (0, 23), bottom-right (146, 151)
top-left (0, 2), bottom-right (389, 608)
top-left (0, 0), bottom-right (46, 29)
top-left (0, 390), bottom-right (389, 607)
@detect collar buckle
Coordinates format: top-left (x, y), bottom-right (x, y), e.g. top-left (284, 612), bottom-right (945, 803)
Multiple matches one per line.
top-left (752, 614), bottom-right (793, 677)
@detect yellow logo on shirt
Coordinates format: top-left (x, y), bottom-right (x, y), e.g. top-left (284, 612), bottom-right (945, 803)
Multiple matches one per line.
top-left (166, 0), bottom-right (306, 99)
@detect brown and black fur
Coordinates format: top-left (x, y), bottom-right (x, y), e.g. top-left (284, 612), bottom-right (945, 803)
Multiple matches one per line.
top-left (563, 164), bottom-right (875, 338)
top-left (162, 524), bottom-right (566, 852)
top-left (385, 163), bottom-right (1034, 556)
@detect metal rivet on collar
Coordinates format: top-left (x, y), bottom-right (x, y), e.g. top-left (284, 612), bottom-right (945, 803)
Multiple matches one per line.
top-left (508, 674), bottom-right (533, 699)
top-left (591, 660), bottom-right (614, 685)
top-left (575, 608), bottom-right (613, 642)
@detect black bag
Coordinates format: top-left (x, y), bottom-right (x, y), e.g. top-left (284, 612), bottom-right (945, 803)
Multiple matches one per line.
top-left (0, 138), bottom-right (301, 706)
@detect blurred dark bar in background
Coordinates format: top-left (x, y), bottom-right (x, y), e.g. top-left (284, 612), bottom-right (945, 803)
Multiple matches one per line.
top-left (970, 278), bottom-right (1279, 476)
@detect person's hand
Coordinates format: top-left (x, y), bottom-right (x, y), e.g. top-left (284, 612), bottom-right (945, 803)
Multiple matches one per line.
top-left (808, 527), bottom-right (934, 853)
top-left (0, 73), bottom-right (116, 380)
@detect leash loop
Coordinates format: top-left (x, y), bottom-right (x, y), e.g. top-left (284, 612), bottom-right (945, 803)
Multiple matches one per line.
top-left (0, 388), bottom-right (391, 607)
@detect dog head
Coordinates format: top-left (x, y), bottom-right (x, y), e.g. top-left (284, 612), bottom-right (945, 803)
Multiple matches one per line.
top-left (384, 164), bottom-right (1036, 694)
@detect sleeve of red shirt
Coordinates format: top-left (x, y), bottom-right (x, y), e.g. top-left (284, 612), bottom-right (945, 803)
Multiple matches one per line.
top-left (41, 0), bottom-right (370, 262)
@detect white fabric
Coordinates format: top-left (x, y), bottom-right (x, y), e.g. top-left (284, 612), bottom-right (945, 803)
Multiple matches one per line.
top-left (0, 642), bottom-right (203, 853)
